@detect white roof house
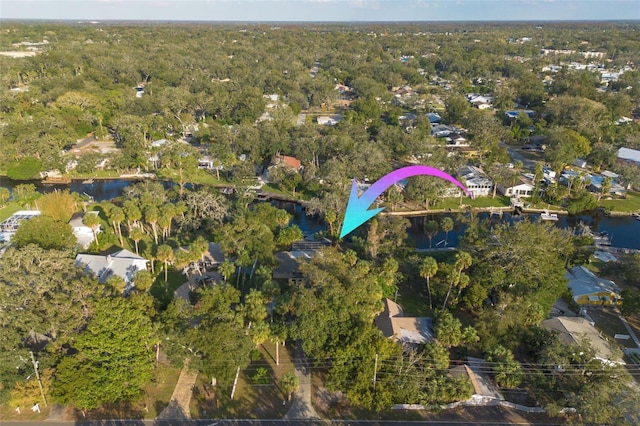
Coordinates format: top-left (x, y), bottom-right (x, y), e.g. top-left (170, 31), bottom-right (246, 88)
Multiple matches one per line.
top-left (75, 248), bottom-right (148, 289)
top-left (457, 166), bottom-right (493, 197)
top-left (317, 115), bottom-right (342, 126)
top-left (617, 147), bottom-right (640, 166)
top-left (497, 179), bottom-right (538, 198)
top-left (68, 211), bottom-right (100, 249)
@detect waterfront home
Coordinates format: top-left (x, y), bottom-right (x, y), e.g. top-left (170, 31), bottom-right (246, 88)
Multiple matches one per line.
top-left (68, 211), bottom-right (100, 249)
top-left (565, 265), bottom-right (620, 306)
top-left (75, 248), bottom-right (148, 290)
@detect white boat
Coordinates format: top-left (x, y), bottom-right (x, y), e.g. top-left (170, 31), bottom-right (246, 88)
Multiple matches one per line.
top-left (540, 210), bottom-right (559, 221)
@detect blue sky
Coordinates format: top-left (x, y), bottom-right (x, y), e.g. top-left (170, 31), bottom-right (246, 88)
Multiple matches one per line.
top-left (1, 0), bottom-right (639, 22)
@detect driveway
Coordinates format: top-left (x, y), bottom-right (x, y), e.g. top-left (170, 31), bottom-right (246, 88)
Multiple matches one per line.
top-left (283, 341), bottom-right (319, 420)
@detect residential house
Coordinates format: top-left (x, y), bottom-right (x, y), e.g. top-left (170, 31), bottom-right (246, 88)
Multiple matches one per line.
top-left (617, 147), bottom-right (640, 168)
top-left (317, 115), bottom-right (342, 126)
top-left (68, 211), bottom-right (100, 249)
top-left (565, 265), bottom-right (620, 306)
top-left (75, 248), bottom-right (148, 289)
top-left (587, 174), bottom-right (627, 198)
top-left (445, 132), bottom-right (469, 147)
top-left (273, 251), bottom-right (313, 282)
top-left (374, 298), bottom-right (434, 345)
top-left (272, 236), bottom-right (330, 282)
top-left (426, 112), bottom-right (442, 124)
top-left (541, 316), bottom-right (623, 365)
top-left (466, 94), bottom-right (493, 110)
top-left (0, 210), bottom-right (41, 242)
top-left (457, 166), bottom-right (493, 197)
top-left (270, 154), bottom-right (302, 171)
top-left (497, 179), bottom-right (537, 198)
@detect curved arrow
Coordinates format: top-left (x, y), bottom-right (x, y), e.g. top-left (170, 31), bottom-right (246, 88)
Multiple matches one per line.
top-left (339, 165), bottom-right (474, 238)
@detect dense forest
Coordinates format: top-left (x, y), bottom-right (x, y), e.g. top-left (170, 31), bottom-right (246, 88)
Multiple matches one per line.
top-left (1, 22), bottom-right (640, 423)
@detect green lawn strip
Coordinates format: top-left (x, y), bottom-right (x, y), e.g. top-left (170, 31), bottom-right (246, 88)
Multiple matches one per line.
top-left (587, 308), bottom-right (636, 349)
top-left (140, 364), bottom-right (183, 419)
top-left (150, 270), bottom-right (188, 307)
top-left (0, 201), bottom-right (23, 222)
top-left (599, 191), bottom-right (640, 213)
top-left (190, 346), bottom-right (292, 419)
top-left (0, 401), bottom-right (50, 422)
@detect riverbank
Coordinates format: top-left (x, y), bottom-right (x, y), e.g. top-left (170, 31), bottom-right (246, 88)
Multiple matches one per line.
top-left (383, 204), bottom-right (570, 218)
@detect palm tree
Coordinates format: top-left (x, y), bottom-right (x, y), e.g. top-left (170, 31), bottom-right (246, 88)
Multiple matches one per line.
top-left (443, 251), bottom-right (472, 308)
top-left (83, 212), bottom-right (101, 246)
top-left (144, 204), bottom-right (160, 244)
top-left (423, 220), bottom-right (439, 248)
top-left (419, 257), bottom-right (438, 310)
top-left (219, 261), bottom-right (235, 282)
top-left (189, 236), bottom-right (209, 275)
top-left (156, 244), bottom-right (174, 283)
top-left (129, 226), bottom-right (145, 256)
top-left (456, 272), bottom-right (470, 300)
top-left (440, 217), bottom-right (454, 247)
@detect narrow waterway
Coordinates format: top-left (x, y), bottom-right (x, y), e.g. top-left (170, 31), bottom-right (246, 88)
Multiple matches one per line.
top-left (2, 177), bottom-right (639, 250)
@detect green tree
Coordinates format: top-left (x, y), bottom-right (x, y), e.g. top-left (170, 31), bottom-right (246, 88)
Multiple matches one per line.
top-left (134, 269), bottom-right (154, 293)
top-left (434, 310), bottom-right (463, 349)
top-left (187, 285), bottom-right (253, 387)
top-left (485, 345), bottom-right (523, 388)
top-left (443, 252), bottom-right (472, 308)
top-left (53, 297), bottom-right (155, 411)
top-left (219, 261), bottom-right (236, 282)
top-left (279, 372), bottom-right (299, 401)
top-left (12, 216), bottom-right (76, 250)
top-left (620, 288), bottom-right (640, 317)
top-left (38, 190), bottom-right (77, 222)
top-left (0, 187), bottom-right (9, 205)
top-left (6, 157), bottom-right (43, 180)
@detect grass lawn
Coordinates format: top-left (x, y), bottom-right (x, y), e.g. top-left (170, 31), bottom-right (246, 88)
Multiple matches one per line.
top-left (0, 401), bottom-right (51, 422)
top-left (190, 343), bottom-right (295, 419)
top-left (437, 195), bottom-right (512, 209)
top-left (68, 169), bottom-right (121, 179)
top-left (151, 270), bottom-right (188, 308)
top-left (0, 201), bottom-right (24, 222)
top-left (599, 191), bottom-right (640, 213)
top-left (140, 364), bottom-right (182, 419)
top-left (395, 279), bottom-right (434, 318)
top-left (587, 308), bottom-right (637, 349)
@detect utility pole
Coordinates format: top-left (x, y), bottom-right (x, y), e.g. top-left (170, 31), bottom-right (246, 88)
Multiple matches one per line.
top-left (30, 351), bottom-right (47, 407)
top-left (372, 353), bottom-right (379, 391)
top-left (230, 366), bottom-right (241, 400)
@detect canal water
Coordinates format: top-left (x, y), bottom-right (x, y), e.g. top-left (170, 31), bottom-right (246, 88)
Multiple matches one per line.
top-left (1, 177), bottom-right (639, 250)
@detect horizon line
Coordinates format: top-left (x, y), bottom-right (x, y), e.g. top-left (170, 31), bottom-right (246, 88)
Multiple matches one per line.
top-left (2, 18), bottom-right (640, 24)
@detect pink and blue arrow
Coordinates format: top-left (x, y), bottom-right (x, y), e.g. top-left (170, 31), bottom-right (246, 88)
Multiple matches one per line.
top-left (339, 165), bottom-right (473, 239)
